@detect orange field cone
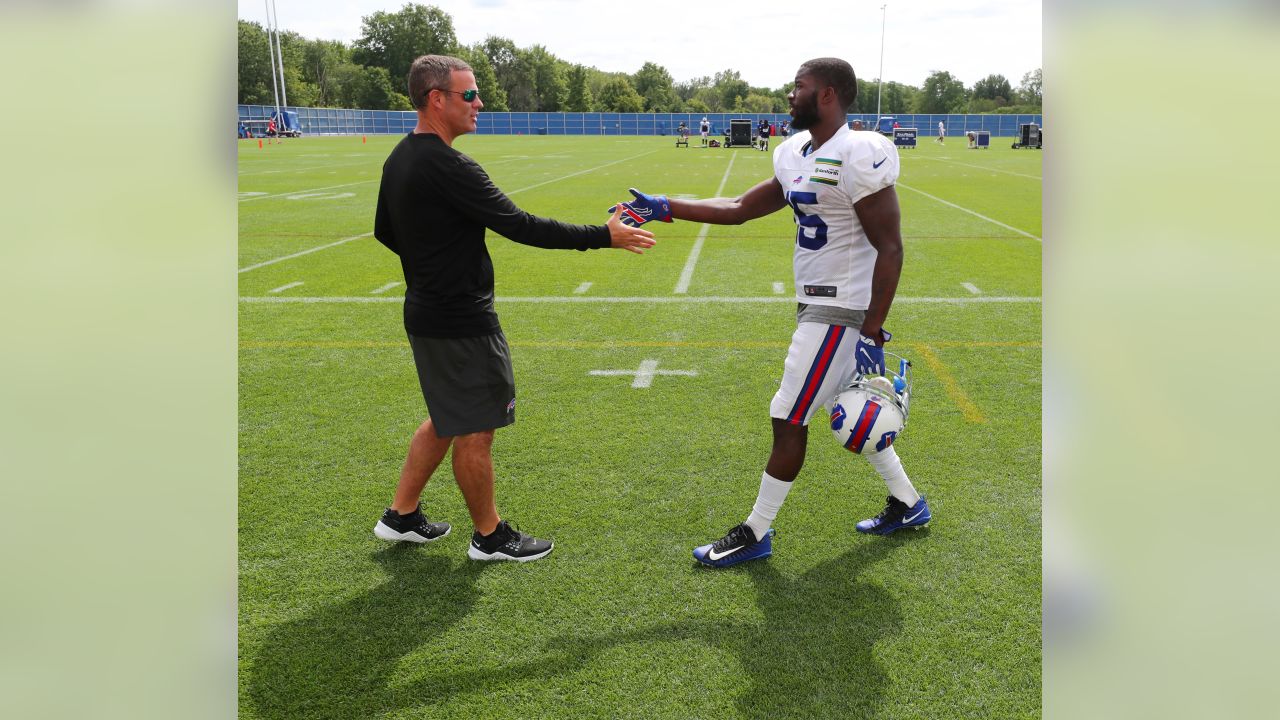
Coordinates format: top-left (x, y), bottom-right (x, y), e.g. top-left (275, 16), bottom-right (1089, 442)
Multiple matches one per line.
top-left (258, 139), bottom-right (263, 149)
top-left (362, 135), bottom-right (367, 144)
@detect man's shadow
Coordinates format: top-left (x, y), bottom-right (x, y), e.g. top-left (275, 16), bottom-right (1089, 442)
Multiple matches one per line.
top-left (387, 536), bottom-right (909, 717)
top-left (243, 545), bottom-right (488, 720)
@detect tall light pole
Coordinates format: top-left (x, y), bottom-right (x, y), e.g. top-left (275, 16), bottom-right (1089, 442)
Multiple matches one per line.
top-left (876, 4), bottom-right (887, 121)
top-left (265, 0), bottom-right (280, 118)
top-left (270, 0), bottom-right (288, 111)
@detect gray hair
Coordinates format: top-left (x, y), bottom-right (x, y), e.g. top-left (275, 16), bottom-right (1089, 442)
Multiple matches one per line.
top-left (408, 55), bottom-right (472, 110)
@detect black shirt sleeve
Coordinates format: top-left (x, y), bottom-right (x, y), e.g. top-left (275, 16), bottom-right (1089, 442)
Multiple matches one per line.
top-left (373, 180), bottom-right (398, 255)
top-left (436, 154), bottom-right (611, 251)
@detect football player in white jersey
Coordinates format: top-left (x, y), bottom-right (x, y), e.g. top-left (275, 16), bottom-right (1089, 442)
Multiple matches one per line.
top-left (611, 57), bottom-right (931, 567)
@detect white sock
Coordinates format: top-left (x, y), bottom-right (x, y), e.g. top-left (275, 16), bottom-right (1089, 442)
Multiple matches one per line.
top-left (745, 472), bottom-right (793, 541)
top-left (865, 446), bottom-right (920, 506)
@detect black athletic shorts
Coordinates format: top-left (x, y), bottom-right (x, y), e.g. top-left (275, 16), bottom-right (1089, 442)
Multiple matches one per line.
top-left (408, 332), bottom-right (516, 437)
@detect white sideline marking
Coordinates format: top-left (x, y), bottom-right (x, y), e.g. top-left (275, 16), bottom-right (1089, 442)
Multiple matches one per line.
top-left (241, 295), bottom-right (1041, 305)
top-left (962, 282), bottom-right (982, 295)
top-left (238, 232), bottom-right (373, 274)
top-left (239, 179), bottom-right (375, 203)
top-left (238, 159), bottom-right (376, 177)
top-left (268, 281), bottom-right (304, 294)
top-left (589, 359), bottom-right (698, 389)
top-left (674, 152), bottom-right (738, 294)
top-left (506, 150), bottom-right (659, 195)
top-left (574, 282), bottom-right (593, 294)
top-left (907, 155), bottom-right (1042, 180)
top-left (370, 282), bottom-right (402, 294)
top-left (286, 192), bottom-right (356, 201)
top-left (897, 182), bottom-right (1041, 242)
top-left (772, 282), bottom-right (785, 294)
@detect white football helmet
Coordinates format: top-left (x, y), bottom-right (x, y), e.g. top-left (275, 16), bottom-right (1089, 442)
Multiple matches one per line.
top-left (829, 352), bottom-right (913, 455)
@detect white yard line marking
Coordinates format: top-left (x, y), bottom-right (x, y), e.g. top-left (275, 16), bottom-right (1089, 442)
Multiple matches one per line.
top-left (239, 179), bottom-right (376, 202)
top-left (962, 282), bottom-right (982, 295)
top-left (674, 152), bottom-right (738, 294)
top-left (772, 282), bottom-right (785, 294)
top-left (370, 282), bottom-right (403, 294)
top-left (268, 281), bottom-right (304, 294)
top-left (238, 232), bottom-right (373, 274)
top-left (589, 359), bottom-right (699, 389)
top-left (238, 159), bottom-right (375, 177)
top-left (241, 295), bottom-right (1041, 305)
top-left (574, 282), bottom-right (593, 294)
top-left (506, 150), bottom-right (659, 195)
top-left (906, 155), bottom-right (1042, 180)
top-left (897, 182), bottom-right (1042, 242)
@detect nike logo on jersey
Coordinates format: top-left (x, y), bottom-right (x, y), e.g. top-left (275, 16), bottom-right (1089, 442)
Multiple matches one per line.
top-left (873, 156), bottom-right (888, 169)
top-left (707, 545), bottom-right (743, 561)
top-left (792, 175), bottom-right (803, 184)
top-left (903, 508), bottom-right (927, 524)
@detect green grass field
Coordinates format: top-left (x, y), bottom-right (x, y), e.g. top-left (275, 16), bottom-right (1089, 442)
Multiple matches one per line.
top-left (239, 133), bottom-right (1042, 719)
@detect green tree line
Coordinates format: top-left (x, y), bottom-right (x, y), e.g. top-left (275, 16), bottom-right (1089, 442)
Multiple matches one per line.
top-left (239, 4), bottom-right (1041, 114)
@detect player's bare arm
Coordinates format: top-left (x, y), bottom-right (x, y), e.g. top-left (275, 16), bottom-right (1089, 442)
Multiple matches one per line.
top-left (853, 184), bottom-right (904, 340)
top-left (669, 177), bottom-right (788, 225)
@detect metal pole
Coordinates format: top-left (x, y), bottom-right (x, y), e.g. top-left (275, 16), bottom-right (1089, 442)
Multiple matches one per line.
top-left (264, 0), bottom-right (280, 118)
top-left (876, 4), bottom-right (886, 120)
top-left (270, 0), bottom-right (288, 111)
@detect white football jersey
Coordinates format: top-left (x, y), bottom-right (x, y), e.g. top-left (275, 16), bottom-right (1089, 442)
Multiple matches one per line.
top-left (772, 124), bottom-right (899, 310)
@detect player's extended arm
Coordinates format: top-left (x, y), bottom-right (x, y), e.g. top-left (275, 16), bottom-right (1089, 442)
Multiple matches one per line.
top-left (610, 178), bottom-right (787, 228)
top-left (853, 185), bottom-right (904, 342)
top-left (669, 177), bottom-right (787, 225)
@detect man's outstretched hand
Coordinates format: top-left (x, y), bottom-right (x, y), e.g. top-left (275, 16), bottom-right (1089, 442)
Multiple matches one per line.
top-left (605, 204), bottom-right (658, 254)
top-left (608, 188), bottom-right (673, 228)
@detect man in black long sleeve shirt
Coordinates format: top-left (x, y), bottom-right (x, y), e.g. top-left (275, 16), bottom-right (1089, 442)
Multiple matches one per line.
top-left (371, 54), bottom-right (655, 562)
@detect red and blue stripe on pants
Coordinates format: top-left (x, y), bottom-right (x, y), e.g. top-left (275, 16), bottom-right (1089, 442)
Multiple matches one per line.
top-left (786, 325), bottom-right (846, 424)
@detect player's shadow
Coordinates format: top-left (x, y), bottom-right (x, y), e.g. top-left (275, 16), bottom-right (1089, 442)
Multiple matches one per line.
top-left (243, 545), bottom-right (488, 720)
top-left (390, 537), bottom-right (907, 717)
top-left (735, 537), bottom-right (906, 718)
top-left (246, 539), bottom-right (911, 718)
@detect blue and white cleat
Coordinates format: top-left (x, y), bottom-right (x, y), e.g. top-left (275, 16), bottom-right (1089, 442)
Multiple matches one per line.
top-left (856, 495), bottom-right (931, 535)
top-left (693, 523), bottom-right (775, 568)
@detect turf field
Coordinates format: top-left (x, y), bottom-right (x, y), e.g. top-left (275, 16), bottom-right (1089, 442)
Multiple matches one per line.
top-left (238, 132), bottom-right (1041, 719)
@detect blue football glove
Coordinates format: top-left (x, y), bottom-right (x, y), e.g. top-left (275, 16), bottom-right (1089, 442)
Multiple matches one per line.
top-left (855, 328), bottom-right (892, 376)
top-left (608, 188), bottom-right (673, 228)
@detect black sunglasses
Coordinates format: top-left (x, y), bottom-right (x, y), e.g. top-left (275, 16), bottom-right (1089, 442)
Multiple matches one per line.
top-left (432, 88), bottom-right (479, 102)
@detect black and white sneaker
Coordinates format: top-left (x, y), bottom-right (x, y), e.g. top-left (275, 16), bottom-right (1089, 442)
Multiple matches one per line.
top-left (467, 520), bottom-right (553, 562)
top-left (373, 504), bottom-right (451, 543)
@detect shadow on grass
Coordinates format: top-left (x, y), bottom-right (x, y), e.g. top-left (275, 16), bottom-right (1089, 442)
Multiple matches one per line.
top-left (247, 536), bottom-right (914, 718)
top-left (394, 536), bottom-right (908, 717)
top-left (244, 545), bottom-right (489, 720)
top-left (734, 536), bottom-right (907, 718)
